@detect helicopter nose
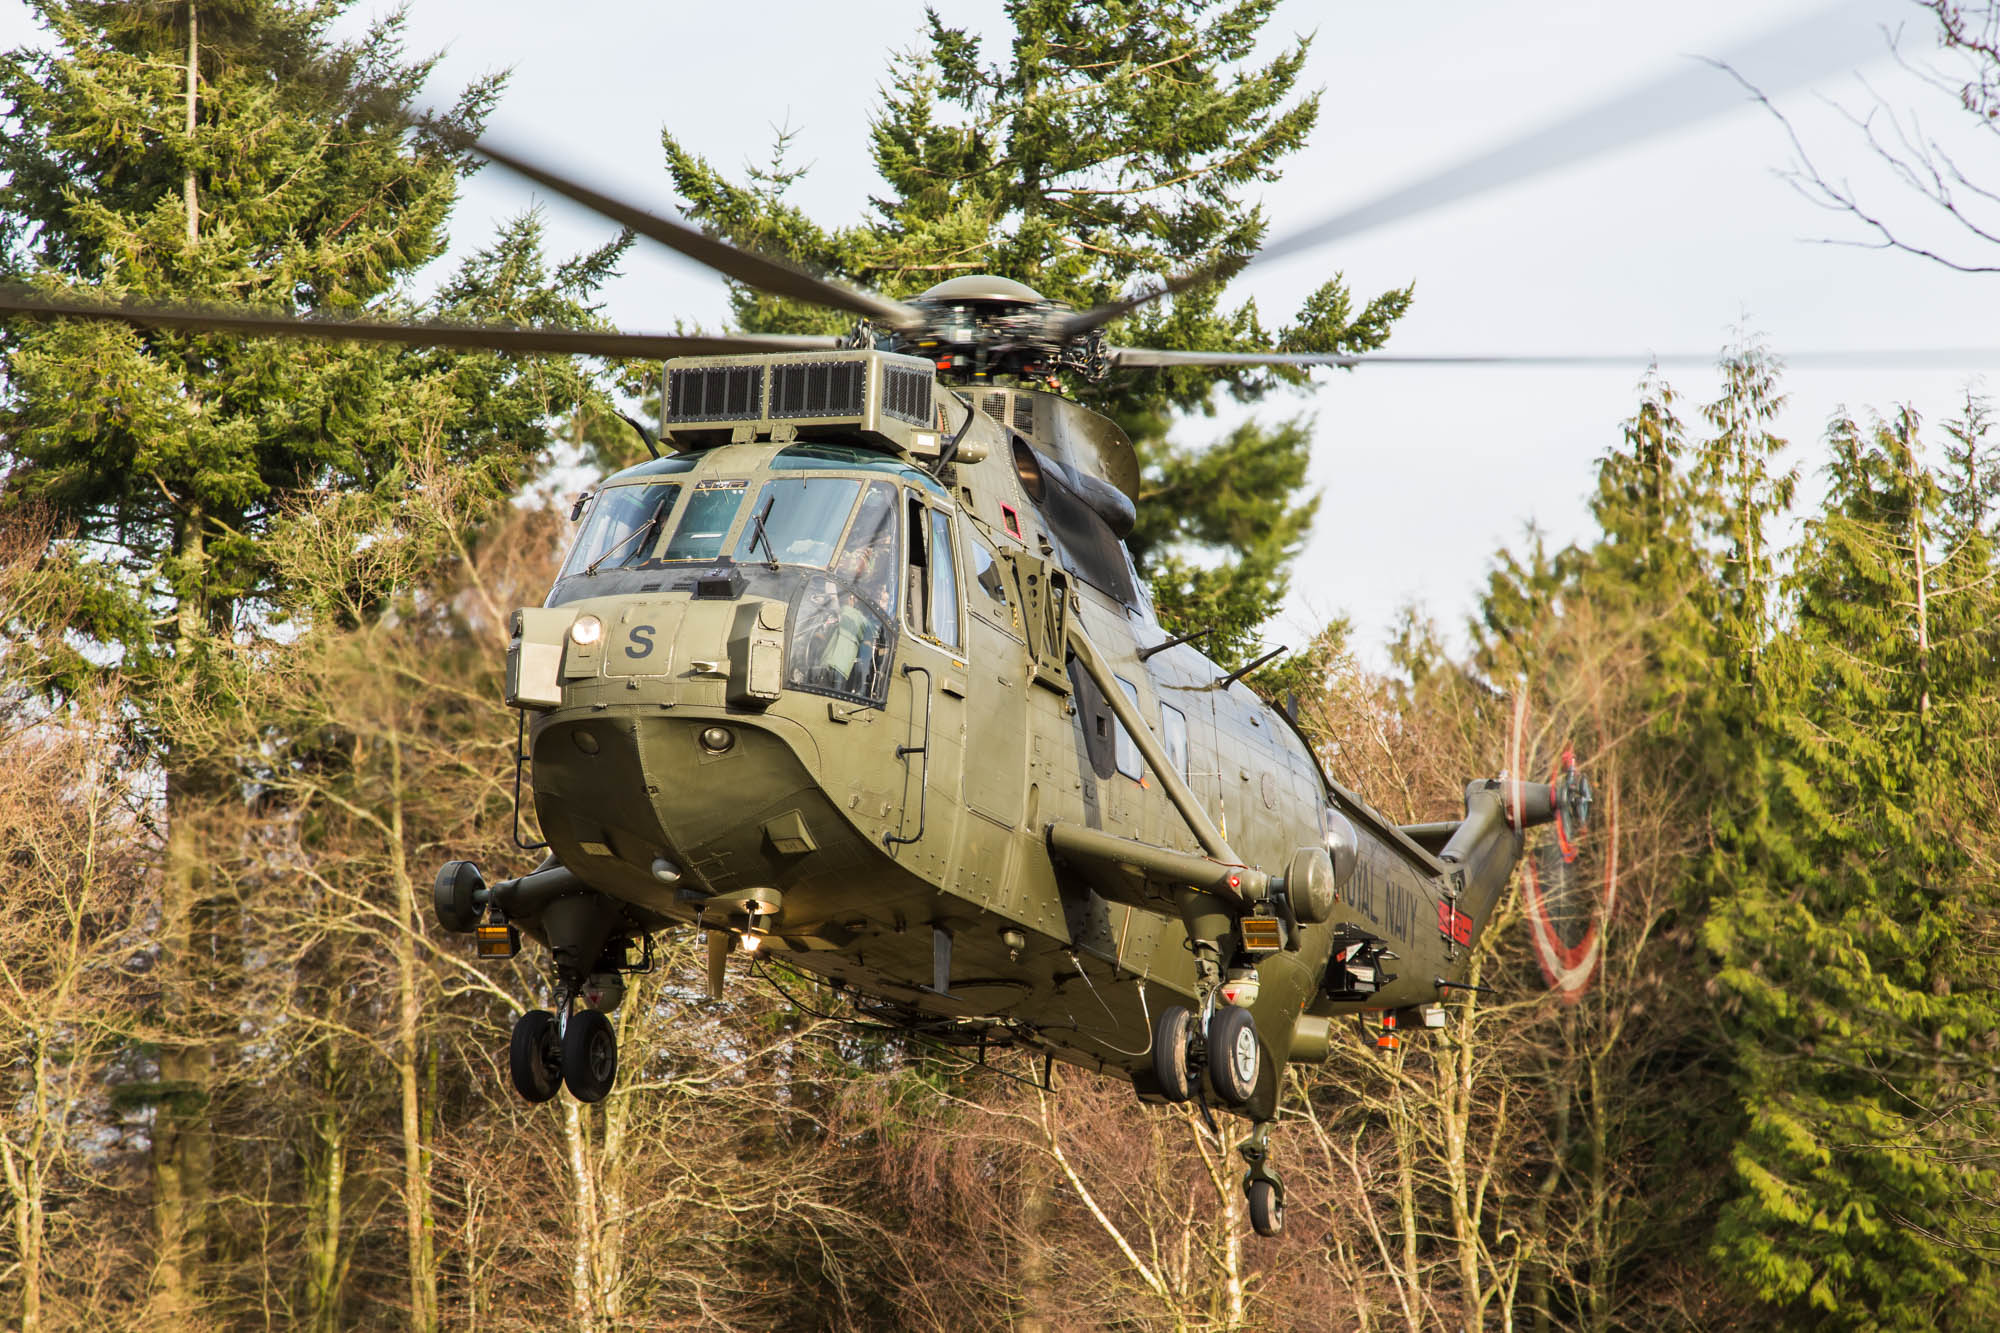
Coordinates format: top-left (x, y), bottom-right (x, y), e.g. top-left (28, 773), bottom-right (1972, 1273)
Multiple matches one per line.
top-left (528, 706), bottom-right (833, 914)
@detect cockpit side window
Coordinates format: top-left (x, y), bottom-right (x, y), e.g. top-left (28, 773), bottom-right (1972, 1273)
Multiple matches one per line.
top-left (560, 482), bottom-right (682, 579)
top-left (904, 493), bottom-right (930, 635)
top-left (901, 494), bottom-right (962, 650)
top-left (927, 508), bottom-right (962, 650)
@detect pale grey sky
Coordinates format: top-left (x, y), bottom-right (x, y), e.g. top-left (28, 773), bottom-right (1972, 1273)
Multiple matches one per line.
top-left (4, 1), bottom-right (1992, 660)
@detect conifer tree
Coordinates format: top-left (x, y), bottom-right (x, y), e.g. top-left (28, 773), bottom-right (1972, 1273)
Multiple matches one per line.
top-left (1464, 359), bottom-right (1808, 1330)
top-left (1708, 407), bottom-right (2000, 1329)
top-left (0, 2), bottom-right (621, 1314)
top-left (657, 0), bottom-right (1412, 663)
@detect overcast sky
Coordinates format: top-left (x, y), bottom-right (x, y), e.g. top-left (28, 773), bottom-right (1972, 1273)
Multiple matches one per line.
top-left (4, 1), bottom-right (1993, 662)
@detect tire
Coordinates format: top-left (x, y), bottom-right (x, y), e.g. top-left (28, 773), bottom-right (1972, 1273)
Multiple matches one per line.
top-left (1152, 1005), bottom-right (1193, 1103)
top-left (509, 1010), bottom-right (562, 1104)
top-left (1247, 1178), bottom-right (1283, 1238)
top-left (433, 861), bottom-right (484, 934)
top-left (1206, 1005), bottom-right (1260, 1106)
top-left (563, 1008), bottom-right (618, 1104)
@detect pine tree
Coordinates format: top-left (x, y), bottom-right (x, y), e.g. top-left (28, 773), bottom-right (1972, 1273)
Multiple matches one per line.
top-left (1461, 359), bottom-right (1817, 1330)
top-left (657, 0), bottom-right (1412, 663)
top-left (0, 3), bottom-right (621, 1315)
top-left (1708, 406), bottom-right (2000, 1328)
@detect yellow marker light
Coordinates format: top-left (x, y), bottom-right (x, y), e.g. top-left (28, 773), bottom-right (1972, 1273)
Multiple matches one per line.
top-left (569, 614), bottom-right (604, 646)
top-left (475, 921), bottom-right (521, 959)
top-left (1240, 917), bottom-right (1284, 951)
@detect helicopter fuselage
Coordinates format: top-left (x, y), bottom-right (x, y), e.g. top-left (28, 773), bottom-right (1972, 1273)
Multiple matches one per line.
top-left (489, 353), bottom-right (1534, 1120)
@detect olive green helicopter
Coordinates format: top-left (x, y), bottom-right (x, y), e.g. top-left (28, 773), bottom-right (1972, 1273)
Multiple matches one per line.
top-left (455, 241), bottom-right (1596, 1243)
top-left (13, 0), bottom-right (1993, 1240)
top-left (33, 102), bottom-right (1838, 1239)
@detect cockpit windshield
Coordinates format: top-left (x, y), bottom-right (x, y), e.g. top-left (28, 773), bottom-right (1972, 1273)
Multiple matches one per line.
top-left (730, 477), bottom-right (861, 568)
top-left (559, 482), bottom-right (682, 579)
top-left (658, 480), bottom-right (748, 562)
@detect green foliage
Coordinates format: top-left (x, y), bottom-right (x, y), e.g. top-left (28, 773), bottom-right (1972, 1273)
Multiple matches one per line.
top-left (1460, 348), bottom-right (2000, 1328)
top-left (0, 0), bottom-right (625, 709)
top-left (1498, 351), bottom-right (2000, 1327)
top-left (1706, 404), bottom-right (2000, 1329)
top-left (658, 0), bottom-right (1414, 663)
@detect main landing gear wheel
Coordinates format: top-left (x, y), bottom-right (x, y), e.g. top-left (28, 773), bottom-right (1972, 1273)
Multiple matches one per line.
top-left (1152, 1005), bottom-right (1194, 1103)
top-left (509, 1010), bottom-right (562, 1103)
top-left (562, 1008), bottom-right (618, 1104)
top-left (1206, 1005), bottom-right (1260, 1106)
top-left (1246, 1177), bottom-right (1283, 1238)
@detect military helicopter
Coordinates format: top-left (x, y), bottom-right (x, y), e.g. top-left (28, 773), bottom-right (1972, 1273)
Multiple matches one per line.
top-left (8, 7), bottom-right (1922, 1233)
top-left (0, 170), bottom-right (1595, 1244)
top-left (458, 254), bottom-right (1593, 1245)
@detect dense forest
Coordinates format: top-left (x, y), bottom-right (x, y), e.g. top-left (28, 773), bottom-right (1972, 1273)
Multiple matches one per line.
top-left (1, 2), bottom-right (1996, 1329)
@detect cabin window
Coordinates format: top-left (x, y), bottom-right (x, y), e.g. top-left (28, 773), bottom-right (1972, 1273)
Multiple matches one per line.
top-left (967, 533), bottom-right (1014, 628)
top-left (1113, 677), bottom-right (1144, 780)
top-left (559, 482), bottom-right (682, 578)
top-left (786, 481), bottom-right (898, 706)
top-left (730, 477), bottom-right (861, 568)
top-left (1161, 702), bottom-right (1189, 781)
top-left (659, 480), bottom-right (749, 562)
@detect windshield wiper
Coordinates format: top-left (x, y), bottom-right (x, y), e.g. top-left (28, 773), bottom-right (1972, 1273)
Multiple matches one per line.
top-left (584, 514), bottom-right (660, 576)
top-left (747, 496), bottom-right (779, 570)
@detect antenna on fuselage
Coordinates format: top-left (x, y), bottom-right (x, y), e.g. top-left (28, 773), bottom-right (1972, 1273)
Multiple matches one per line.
top-left (1137, 626), bottom-right (1213, 661)
top-left (1216, 645), bottom-right (1287, 689)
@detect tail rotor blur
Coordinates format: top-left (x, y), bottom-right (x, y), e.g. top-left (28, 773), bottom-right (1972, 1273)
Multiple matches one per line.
top-left (1507, 696), bottom-right (1620, 1003)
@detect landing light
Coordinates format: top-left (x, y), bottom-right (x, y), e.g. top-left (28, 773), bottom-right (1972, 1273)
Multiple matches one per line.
top-left (740, 932), bottom-right (762, 953)
top-left (569, 614), bottom-right (603, 646)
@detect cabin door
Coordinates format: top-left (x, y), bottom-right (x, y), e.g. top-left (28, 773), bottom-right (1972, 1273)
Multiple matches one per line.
top-left (887, 493), bottom-right (968, 860)
top-left (960, 531), bottom-right (1028, 826)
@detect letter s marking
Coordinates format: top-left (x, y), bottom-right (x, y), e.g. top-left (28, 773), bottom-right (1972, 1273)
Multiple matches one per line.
top-left (625, 624), bottom-right (655, 659)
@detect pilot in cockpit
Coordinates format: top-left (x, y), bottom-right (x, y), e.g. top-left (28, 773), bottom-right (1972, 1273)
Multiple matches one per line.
top-left (817, 530), bottom-right (894, 691)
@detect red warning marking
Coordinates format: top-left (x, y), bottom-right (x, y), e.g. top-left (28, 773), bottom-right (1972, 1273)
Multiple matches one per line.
top-left (1437, 901), bottom-right (1473, 946)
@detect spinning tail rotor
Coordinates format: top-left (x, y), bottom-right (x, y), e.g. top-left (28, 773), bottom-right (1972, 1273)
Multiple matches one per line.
top-left (1507, 695), bottom-right (1620, 1003)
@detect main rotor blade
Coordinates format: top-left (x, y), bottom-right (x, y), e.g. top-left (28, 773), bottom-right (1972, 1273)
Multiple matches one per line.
top-left (0, 286), bottom-right (840, 359)
top-left (456, 132), bottom-right (927, 332)
top-left (1066, 0), bottom-right (1894, 339)
top-left (1110, 346), bottom-right (2000, 371)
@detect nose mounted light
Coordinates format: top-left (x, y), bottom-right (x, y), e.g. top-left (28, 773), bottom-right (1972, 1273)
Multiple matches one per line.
top-left (569, 614), bottom-right (604, 647)
top-left (699, 726), bottom-right (735, 754)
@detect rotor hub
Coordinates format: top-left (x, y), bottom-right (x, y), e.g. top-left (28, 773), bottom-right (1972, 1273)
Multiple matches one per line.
top-left (878, 274), bottom-right (1110, 384)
